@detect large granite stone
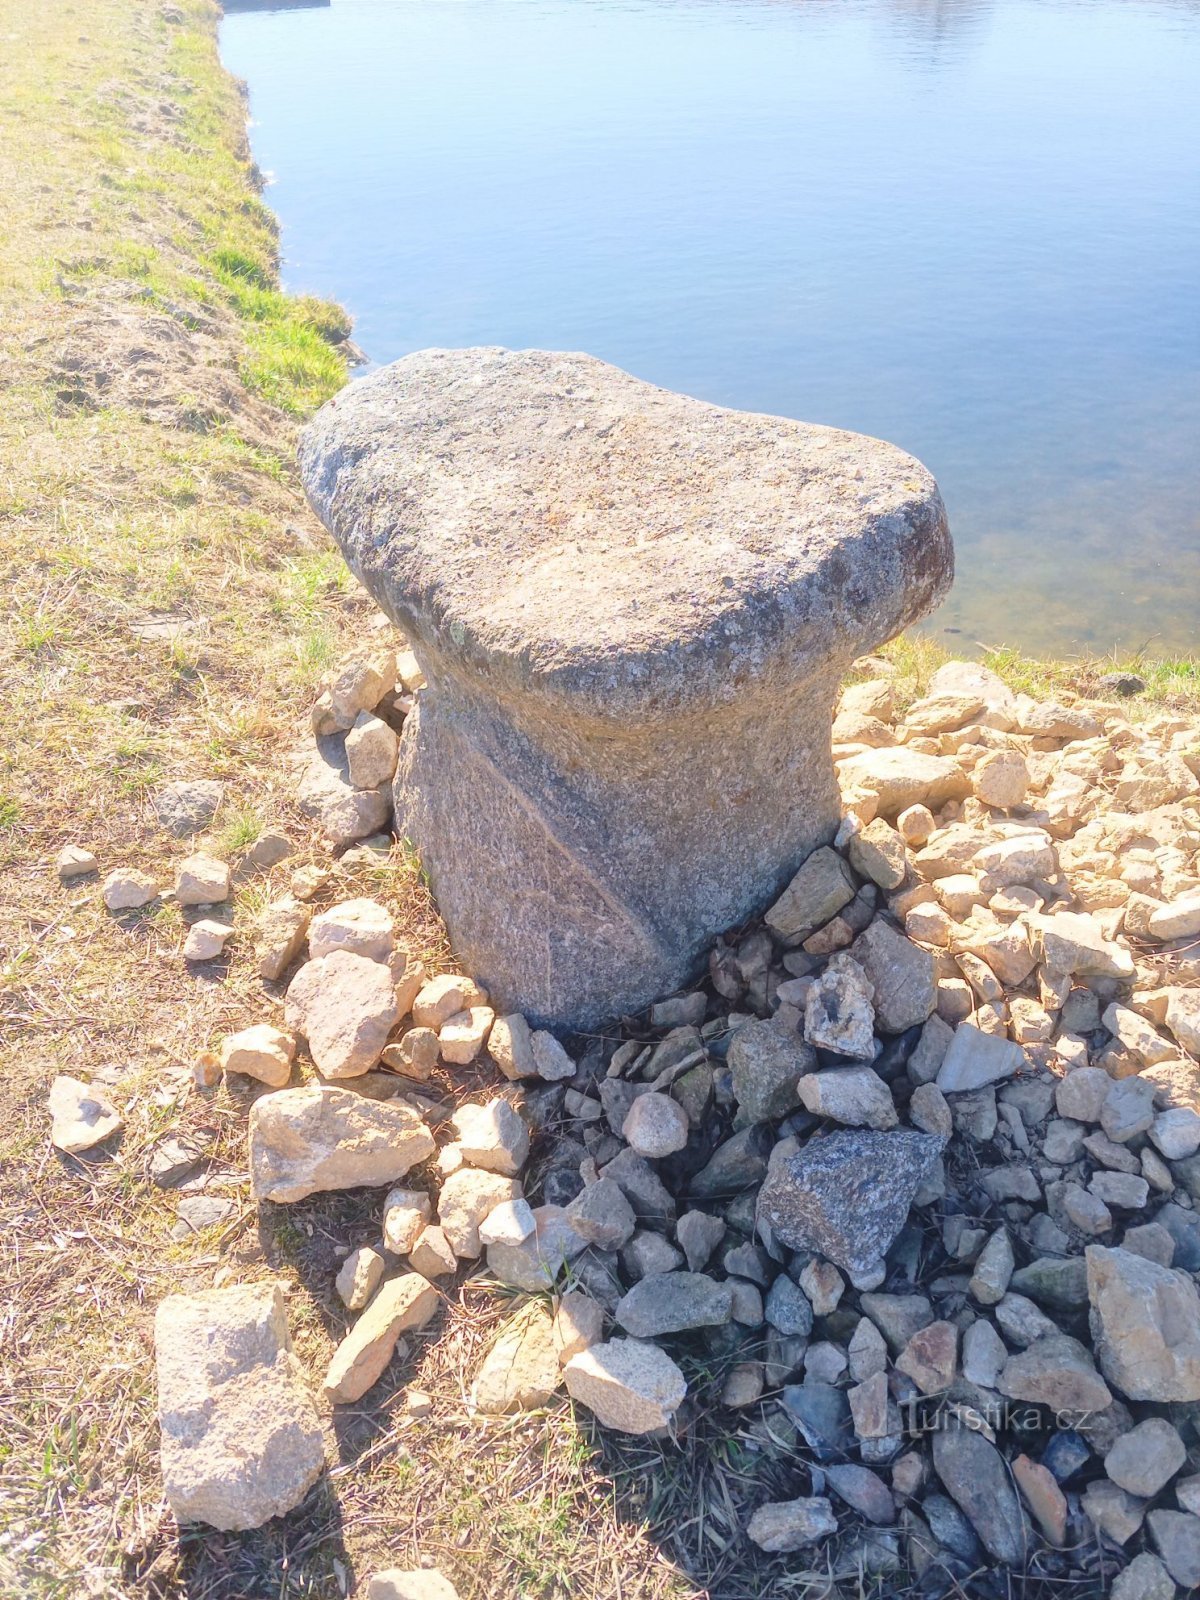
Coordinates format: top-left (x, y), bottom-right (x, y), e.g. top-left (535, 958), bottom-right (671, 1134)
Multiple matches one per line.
top-left (301, 348), bottom-right (952, 1028)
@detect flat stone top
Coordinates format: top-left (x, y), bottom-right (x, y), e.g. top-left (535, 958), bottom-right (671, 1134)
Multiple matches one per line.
top-left (301, 348), bottom-right (952, 716)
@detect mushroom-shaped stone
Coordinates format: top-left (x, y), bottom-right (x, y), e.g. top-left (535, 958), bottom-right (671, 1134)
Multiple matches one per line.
top-left (300, 349), bottom-right (952, 1028)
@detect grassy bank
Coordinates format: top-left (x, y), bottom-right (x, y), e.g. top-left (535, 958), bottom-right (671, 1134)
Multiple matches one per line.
top-left (1, 3), bottom-right (1197, 1599)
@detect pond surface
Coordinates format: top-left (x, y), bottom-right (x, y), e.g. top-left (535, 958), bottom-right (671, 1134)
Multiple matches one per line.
top-left (221, 0), bottom-right (1200, 657)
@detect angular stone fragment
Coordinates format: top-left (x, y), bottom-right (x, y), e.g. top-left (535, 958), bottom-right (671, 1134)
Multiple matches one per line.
top-left (488, 1013), bottom-right (537, 1080)
top-left (249, 1086), bottom-right (435, 1203)
top-left (220, 1024), bottom-right (296, 1088)
top-left (336, 1246), bottom-right (386, 1311)
top-left (176, 853), bottom-right (229, 906)
top-left (1012, 1455), bottom-right (1067, 1547)
top-left (531, 1030), bottom-right (576, 1081)
top-left (57, 844), bottom-right (98, 878)
top-left (438, 1006), bottom-right (494, 1065)
top-left (382, 1187), bottom-right (433, 1254)
top-left (486, 1204), bottom-right (586, 1290)
top-left (285, 951), bottom-right (400, 1079)
top-left (849, 918), bottom-right (936, 1033)
top-left (309, 898), bottom-right (395, 963)
top-left (1106, 1418), bottom-right (1186, 1498)
top-left (797, 1066), bottom-right (897, 1130)
top-left (838, 748), bottom-right (970, 814)
top-left (803, 953), bottom-right (876, 1059)
top-left (1149, 1511), bottom-right (1200, 1588)
top-left (297, 735), bottom-right (390, 847)
top-left (1111, 1554), bottom-right (1176, 1600)
top-left (102, 867), bottom-right (158, 911)
top-left (747, 1497), bottom-right (837, 1552)
top-left (256, 897), bottom-right (311, 981)
top-left (756, 1130), bottom-right (945, 1279)
top-left (155, 1281), bottom-right (324, 1530)
top-left (895, 1321), bottom-right (957, 1394)
top-left (553, 1291), bottom-right (605, 1365)
top-left (346, 711), bottom-right (400, 790)
top-left (49, 1074), bottom-right (121, 1154)
top-left (937, 1023), bottom-right (1024, 1093)
top-left (566, 1179), bottom-right (635, 1250)
top-left (564, 1337), bottom-right (687, 1433)
top-left (932, 1429), bottom-right (1028, 1566)
top-left (1087, 1246), bottom-right (1200, 1400)
top-left (301, 349), bottom-right (951, 1028)
top-left (727, 1018), bottom-right (814, 1126)
top-left (615, 1272), bottom-right (733, 1338)
top-left (409, 1225), bottom-right (457, 1278)
top-left (766, 847), bottom-right (857, 941)
top-left (997, 1334), bottom-right (1112, 1413)
top-left (471, 1301), bottom-right (560, 1414)
top-left (450, 1097), bottom-right (529, 1176)
top-left (438, 1169), bottom-right (522, 1257)
top-left (324, 1273), bottom-right (439, 1402)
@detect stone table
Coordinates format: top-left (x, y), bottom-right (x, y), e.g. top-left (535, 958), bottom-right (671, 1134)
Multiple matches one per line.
top-left (300, 348), bottom-right (952, 1027)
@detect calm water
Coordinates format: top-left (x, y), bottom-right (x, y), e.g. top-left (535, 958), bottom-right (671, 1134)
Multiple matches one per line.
top-left (221, 0), bottom-right (1200, 657)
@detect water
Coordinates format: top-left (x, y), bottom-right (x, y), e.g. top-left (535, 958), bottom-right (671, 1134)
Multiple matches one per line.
top-left (220, 0), bottom-right (1200, 657)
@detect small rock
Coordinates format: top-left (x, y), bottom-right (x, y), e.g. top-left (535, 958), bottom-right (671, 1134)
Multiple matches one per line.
top-left (962, 1318), bottom-right (1008, 1387)
top-left (973, 750), bottom-right (1029, 809)
top-left (451, 1098), bottom-right (529, 1176)
top-left (615, 1272), bottom-right (733, 1338)
top-left (478, 1197), bottom-right (537, 1248)
top-left (764, 846), bottom-right (857, 941)
top-left (245, 829), bottom-right (293, 869)
top-left (183, 918), bottom-right (234, 961)
top-left (531, 1030), bottom-right (576, 1082)
top-left (553, 1291), bottom-right (604, 1365)
top-left (747, 1497), bottom-right (837, 1552)
top-left (408, 1226), bottom-right (457, 1278)
top-left (727, 1018), bottom-right (814, 1125)
top-left (797, 1066), bottom-right (897, 1130)
top-left (49, 1075), bottom-right (121, 1154)
top-left (936, 1023), bottom-right (1024, 1093)
top-left (175, 853), bottom-right (230, 906)
top-left (798, 1258), bottom-right (844, 1315)
top-left (102, 868), bottom-right (157, 911)
top-left (622, 1092), bottom-right (689, 1158)
top-left (487, 1204), bottom-right (587, 1290)
top-left (1110, 1555), bottom-right (1175, 1600)
top-left (765, 1274), bottom-right (813, 1337)
top-left (997, 1334), bottom-right (1112, 1413)
top-left (381, 1027), bottom-right (440, 1080)
top-left (932, 1428), bottom-right (1028, 1565)
top-left (488, 1013), bottom-right (537, 1080)
top-left (57, 845), bottom-right (97, 879)
top-left (676, 1210), bottom-right (726, 1272)
top-left (1087, 1245), bottom-right (1200, 1401)
top-left (323, 1273), bottom-right (439, 1402)
top-left (969, 1228), bottom-right (1014, 1305)
top-left (803, 953), bottom-right (877, 1059)
top-left (220, 1023), bottom-right (296, 1088)
top-left (1012, 1454), bottom-right (1067, 1546)
top-left (472, 1301), bottom-right (560, 1414)
top-left (345, 711), bottom-right (399, 790)
top-left (248, 1085), bottom-right (434, 1203)
top-left (309, 898), bottom-right (395, 963)
top-left (1149, 1510), bottom-right (1200, 1588)
top-left (564, 1338), bottom-right (687, 1434)
top-left (438, 1007), bottom-right (494, 1065)
top-left (256, 897), bottom-right (311, 981)
top-left (1056, 1066), bottom-right (1111, 1123)
top-left (1106, 1418), bottom-right (1186, 1498)
top-left (896, 1320), bottom-right (958, 1394)
top-left (336, 1246), bottom-right (386, 1310)
top-left (438, 1169), bottom-right (523, 1257)
top-left (382, 1187), bottom-right (433, 1254)
top-left (722, 1362), bottom-right (765, 1408)
top-left (1101, 1076), bottom-right (1158, 1144)
top-left (285, 951), bottom-right (400, 1079)
top-left (909, 1082), bottom-right (953, 1137)
top-left (566, 1179), bottom-right (636, 1250)
top-left (849, 917), bottom-right (936, 1033)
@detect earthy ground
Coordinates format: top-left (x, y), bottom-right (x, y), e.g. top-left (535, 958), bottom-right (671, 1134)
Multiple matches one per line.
top-left (2, 3), bottom-right (1198, 1599)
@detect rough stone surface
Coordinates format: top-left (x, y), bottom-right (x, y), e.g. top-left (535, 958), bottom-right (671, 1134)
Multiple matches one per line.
top-left (324, 1273), bottom-right (439, 1403)
top-left (757, 1130), bottom-right (945, 1278)
top-left (747, 1497), bottom-right (837, 1552)
top-left (438, 1169), bottom-right (523, 1257)
top-left (615, 1272), bottom-right (733, 1337)
top-left (622, 1092), bottom-right (690, 1157)
top-left (297, 736), bottom-right (391, 847)
top-left (1087, 1245), bottom-right (1200, 1401)
top-left (155, 779), bottom-right (224, 836)
top-left (256, 898), bottom-right (312, 981)
top-left (471, 1301), bottom-right (560, 1414)
top-left (932, 1429), bottom-right (1028, 1566)
top-left (728, 1019), bottom-right (815, 1125)
top-left (220, 1024), bottom-right (295, 1088)
top-left (937, 1023), bottom-right (1024, 1093)
top-left (309, 898), bottom-right (395, 963)
top-left (1105, 1418), bottom-right (1186, 1498)
top-left (849, 918), bottom-right (936, 1033)
top-left (486, 1204), bottom-right (586, 1290)
top-left (803, 954), bottom-right (877, 1059)
top-left (102, 868), bottom-right (157, 911)
top-left (336, 1246), bottom-right (385, 1311)
top-left (450, 1097), bottom-right (529, 1176)
top-left (155, 1281), bottom-right (324, 1530)
top-left (176, 853), bottom-right (230, 906)
top-left (49, 1074), bottom-right (121, 1154)
top-left (367, 1573), bottom-right (460, 1600)
top-left (564, 1337), bottom-right (687, 1434)
top-left (301, 349), bottom-right (951, 1028)
top-left (248, 1086), bottom-right (435, 1203)
top-left (797, 1066), bottom-right (898, 1130)
top-left (284, 951), bottom-right (400, 1079)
